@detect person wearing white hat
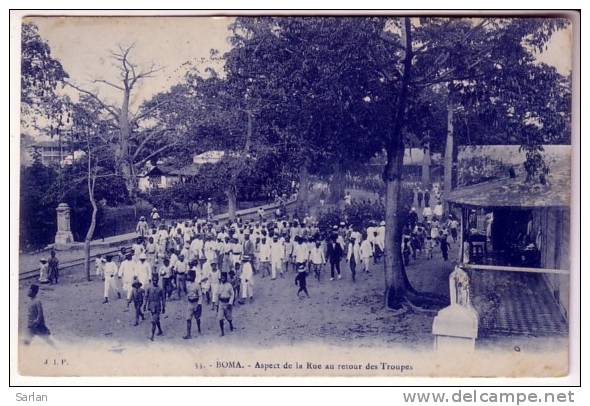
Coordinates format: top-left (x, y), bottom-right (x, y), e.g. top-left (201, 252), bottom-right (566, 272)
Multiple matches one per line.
top-left (136, 252), bottom-right (152, 288)
top-left (257, 236), bottom-right (272, 278)
top-left (190, 233), bottom-right (204, 262)
top-left (38, 258), bottom-right (49, 284)
top-left (136, 216), bottom-right (149, 238)
top-left (270, 235), bottom-right (285, 280)
top-left (118, 252), bottom-right (136, 300)
top-left (346, 235), bottom-right (361, 282)
top-left (174, 254), bottom-right (188, 299)
top-left (103, 255), bottom-right (120, 303)
top-left (239, 255), bottom-right (254, 303)
top-left (206, 259), bottom-right (221, 310)
top-left (360, 234), bottom-right (374, 274)
top-left (150, 208), bottom-right (161, 227)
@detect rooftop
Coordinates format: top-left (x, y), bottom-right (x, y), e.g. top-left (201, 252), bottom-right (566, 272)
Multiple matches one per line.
top-left (447, 146), bottom-right (571, 208)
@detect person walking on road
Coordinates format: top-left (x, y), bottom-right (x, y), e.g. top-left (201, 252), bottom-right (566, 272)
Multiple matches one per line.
top-left (326, 235), bottom-right (343, 281)
top-left (23, 284), bottom-right (53, 346)
top-left (217, 272), bottom-right (235, 337)
top-left (346, 236), bottom-right (361, 282)
top-left (144, 275), bottom-right (166, 341)
top-left (48, 250), bottom-right (59, 285)
top-left (103, 255), bottom-right (120, 303)
top-left (183, 269), bottom-right (202, 339)
top-left (295, 263), bottom-right (310, 298)
top-left (309, 240), bottom-right (326, 281)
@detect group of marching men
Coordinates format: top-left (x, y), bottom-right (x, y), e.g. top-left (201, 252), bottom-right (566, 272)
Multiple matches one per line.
top-left (93, 214), bottom-right (387, 341)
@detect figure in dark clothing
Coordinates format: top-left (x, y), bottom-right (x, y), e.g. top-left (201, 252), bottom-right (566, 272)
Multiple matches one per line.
top-left (424, 190), bottom-right (431, 207)
top-left (417, 189), bottom-right (423, 207)
top-left (440, 236), bottom-right (450, 261)
top-left (47, 250), bottom-right (59, 284)
top-left (295, 265), bottom-right (310, 298)
top-left (127, 278), bottom-right (146, 326)
top-left (144, 276), bottom-right (166, 341)
top-left (325, 236), bottom-right (343, 280)
top-left (24, 284), bottom-right (54, 346)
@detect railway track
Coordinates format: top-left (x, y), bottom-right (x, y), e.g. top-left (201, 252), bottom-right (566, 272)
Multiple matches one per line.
top-left (19, 247), bottom-right (128, 282)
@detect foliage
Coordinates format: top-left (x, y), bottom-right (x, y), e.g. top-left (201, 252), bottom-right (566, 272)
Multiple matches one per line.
top-left (21, 22), bottom-right (68, 113)
top-left (343, 202), bottom-right (386, 231)
top-left (316, 209), bottom-right (342, 235)
top-left (19, 160), bottom-right (59, 249)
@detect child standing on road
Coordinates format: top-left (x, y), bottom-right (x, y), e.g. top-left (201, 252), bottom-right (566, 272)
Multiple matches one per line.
top-left (38, 258), bottom-right (49, 284)
top-left (47, 250), bottom-right (59, 285)
top-left (295, 263), bottom-right (310, 298)
top-left (425, 236), bottom-right (434, 260)
top-left (127, 277), bottom-right (145, 326)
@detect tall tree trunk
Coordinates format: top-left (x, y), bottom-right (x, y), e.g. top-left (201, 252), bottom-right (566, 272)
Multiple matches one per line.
top-left (226, 185), bottom-right (237, 220)
top-left (297, 164), bottom-right (310, 213)
top-left (382, 17), bottom-right (414, 309)
top-left (421, 142), bottom-right (431, 187)
top-left (84, 174), bottom-right (98, 282)
top-left (119, 88), bottom-right (136, 199)
top-left (383, 146), bottom-right (412, 309)
top-left (330, 160), bottom-right (346, 204)
top-left (444, 97), bottom-right (455, 211)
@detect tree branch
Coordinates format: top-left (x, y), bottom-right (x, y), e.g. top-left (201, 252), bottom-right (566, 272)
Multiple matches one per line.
top-left (133, 141), bottom-right (179, 167)
top-left (132, 127), bottom-right (175, 160)
top-left (93, 79), bottom-right (125, 91)
top-left (65, 81), bottom-right (120, 121)
top-left (131, 99), bottom-right (170, 124)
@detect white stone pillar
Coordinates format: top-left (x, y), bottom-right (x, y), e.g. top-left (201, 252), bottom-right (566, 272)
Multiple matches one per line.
top-left (54, 203), bottom-right (74, 248)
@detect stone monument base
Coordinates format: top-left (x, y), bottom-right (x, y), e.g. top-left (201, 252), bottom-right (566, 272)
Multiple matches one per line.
top-left (54, 230), bottom-right (75, 250)
top-left (432, 303), bottom-right (478, 352)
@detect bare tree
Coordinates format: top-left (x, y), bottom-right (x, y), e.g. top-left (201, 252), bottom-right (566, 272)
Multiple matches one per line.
top-left (66, 44), bottom-right (176, 199)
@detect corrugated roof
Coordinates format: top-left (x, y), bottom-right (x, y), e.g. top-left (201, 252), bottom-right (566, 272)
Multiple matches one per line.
top-left (447, 147), bottom-right (571, 208)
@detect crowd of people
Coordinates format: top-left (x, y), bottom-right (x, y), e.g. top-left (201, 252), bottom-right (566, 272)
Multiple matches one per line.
top-left (400, 183), bottom-right (459, 266)
top-left (87, 209), bottom-right (392, 341)
top-left (28, 182), bottom-right (458, 344)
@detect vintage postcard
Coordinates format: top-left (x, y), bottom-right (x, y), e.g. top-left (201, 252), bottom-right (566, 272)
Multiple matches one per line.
top-left (10, 10), bottom-right (579, 381)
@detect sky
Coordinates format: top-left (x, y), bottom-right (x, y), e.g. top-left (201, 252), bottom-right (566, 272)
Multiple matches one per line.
top-left (28, 16), bottom-right (573, 125)
top-left (30, 16), bottom-right (234, 110)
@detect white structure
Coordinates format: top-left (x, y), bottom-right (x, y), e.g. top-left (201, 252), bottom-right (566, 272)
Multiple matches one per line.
top-left (432, 266), bottom-right (478, 352)
top-left (54, 203), bottom-right (75, 249)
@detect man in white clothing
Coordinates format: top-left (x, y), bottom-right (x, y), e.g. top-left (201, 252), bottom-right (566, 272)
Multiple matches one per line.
top-left (346, 237), bottom-right (361, 282)
top-left (293, 237), bottom-right (309, 269)
top-left (258, 237), bottom-right (272, 278)
top-left (102, 255), bottom-right (120, 303)
top-left (269, 235), bottom-right (285, 279)
top-left (239, 255), bottom-right (254, 303)
top-left (309, 240), bottom-right (326, 281)
top-left (118, 252), bottom-right (136, 300)
top-left (190, 234), bottom-right (204, 262)
top-left (135, 253), bottom-right (152, 288)
top-left (360, 235), bottom-right (373, 274)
